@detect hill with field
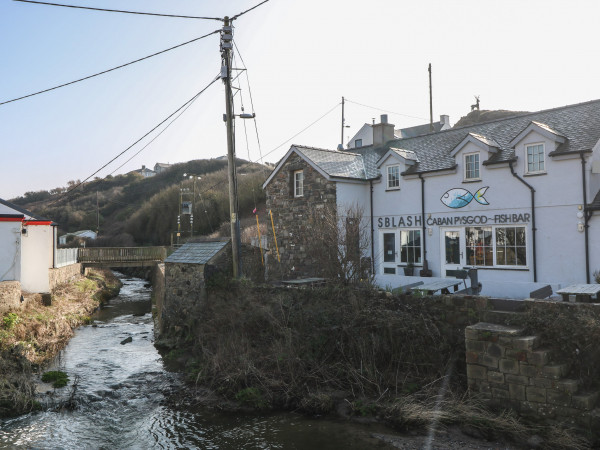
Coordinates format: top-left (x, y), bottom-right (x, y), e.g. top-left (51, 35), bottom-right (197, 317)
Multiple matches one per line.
top-left (9, 159), bottom-right (271, 247)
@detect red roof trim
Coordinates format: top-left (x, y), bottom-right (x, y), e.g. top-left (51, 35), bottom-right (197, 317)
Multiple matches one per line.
top-left (23, 221), bottom-right (53, 226)
top-left (0, 217), bottom-right (23, 222)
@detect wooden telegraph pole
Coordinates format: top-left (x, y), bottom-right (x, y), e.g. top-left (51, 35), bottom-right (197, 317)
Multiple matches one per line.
top-left (221, 17), bottom-right (242, 278)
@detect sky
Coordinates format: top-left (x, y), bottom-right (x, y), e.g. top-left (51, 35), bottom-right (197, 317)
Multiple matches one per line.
top-left (1, 0), bottom-right (600, 200)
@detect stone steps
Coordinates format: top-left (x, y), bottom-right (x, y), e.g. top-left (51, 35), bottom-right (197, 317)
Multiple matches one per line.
top-left (465, 322), bottom-right (600, 422)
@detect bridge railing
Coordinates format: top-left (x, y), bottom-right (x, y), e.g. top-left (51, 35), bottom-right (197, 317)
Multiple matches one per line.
top-left (78, 247), bottom-right (167, 263)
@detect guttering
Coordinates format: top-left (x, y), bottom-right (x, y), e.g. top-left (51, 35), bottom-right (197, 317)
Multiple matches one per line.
top-left (401, 164), bottom-right (458, 176)
top-left (370, 180), bottom-right (375, 274)
top-left (580, 152), bottom-right (591, 283)
top-left (509, 162), bottom-right (537, 282)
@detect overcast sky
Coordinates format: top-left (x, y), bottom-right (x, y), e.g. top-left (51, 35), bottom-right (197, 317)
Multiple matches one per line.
top-left (2, 0), bottom-right (599, 200)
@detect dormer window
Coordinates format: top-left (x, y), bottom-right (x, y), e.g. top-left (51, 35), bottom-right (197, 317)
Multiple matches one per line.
top-left (387, 165), bottom-right (400, 189)
top-left (355, 139), bottom-right (362, 148)
top-left (464, 153), bottom-right (480, 181)
top-left (294, 170), bottom-right (304, 197)
top-left (526, 144), bottom-right (545, 174)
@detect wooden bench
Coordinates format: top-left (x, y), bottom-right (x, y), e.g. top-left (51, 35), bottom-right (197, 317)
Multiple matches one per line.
top-left (446, 269), bottom-right (468, 290)
top-left (529, 285), bottom-right (553, 299)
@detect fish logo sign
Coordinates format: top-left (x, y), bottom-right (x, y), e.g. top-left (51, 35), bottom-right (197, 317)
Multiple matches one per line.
top-left (441, 187), bottom-right (489, 209)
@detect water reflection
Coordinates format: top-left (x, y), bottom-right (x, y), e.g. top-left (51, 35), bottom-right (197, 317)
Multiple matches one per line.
top-left (0, 274), bottom-right (393, 449)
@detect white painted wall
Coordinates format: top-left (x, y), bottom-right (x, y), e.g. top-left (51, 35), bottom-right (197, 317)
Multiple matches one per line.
top-left (0, 222), bottom-right (22, 282)
top-left (20, 225), bottom-right (53, 293)
top-left (346, 124), bottom-right (372, 149)
top-left (336, 131), bottom-right (600, 298)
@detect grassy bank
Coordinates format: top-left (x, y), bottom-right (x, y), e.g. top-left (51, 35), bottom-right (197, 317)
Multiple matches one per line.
top-left (160, 282), bottom-right (589, 449)
top-left (0, 269), bottom-right (121, 417)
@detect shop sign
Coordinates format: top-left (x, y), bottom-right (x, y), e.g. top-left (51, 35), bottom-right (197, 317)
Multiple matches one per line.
top-left (378, 213), bottom-right (531, 228)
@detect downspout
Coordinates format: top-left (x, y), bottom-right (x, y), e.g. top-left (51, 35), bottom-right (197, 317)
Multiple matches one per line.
top-left (509, 162), bottom-right (537, 282)
top-left (370, 180), bottom-right (375, 275)
top-left (580, 153), bottom-right (591, 283)
top-left (418, 174), bottom-right (427, 270)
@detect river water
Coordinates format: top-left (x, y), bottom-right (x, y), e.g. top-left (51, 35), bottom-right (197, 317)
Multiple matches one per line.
top-left (0, 274), bottom-right (396, 449)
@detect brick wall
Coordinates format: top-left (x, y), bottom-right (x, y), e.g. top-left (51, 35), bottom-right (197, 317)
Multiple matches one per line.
top-left (265, 153), bottom-right (337, 280)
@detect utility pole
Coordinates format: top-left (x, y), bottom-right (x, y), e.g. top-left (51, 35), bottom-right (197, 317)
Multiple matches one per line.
top-left (221, 17), bottom-right (242, 278)
top-left (428, 63), bottom-right (434, 132)
top-left (96, 191), bottom-right (99, 234)
top-left (340, 96), bottom-right (345, 148)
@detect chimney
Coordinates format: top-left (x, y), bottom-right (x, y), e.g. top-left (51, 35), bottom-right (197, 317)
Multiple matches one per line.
top-left (372, 114), bottom-right (395, 146)
top-left (142, 165), bottom-right (146, 170)
top-left (440, 115), bottom-right (450, 129)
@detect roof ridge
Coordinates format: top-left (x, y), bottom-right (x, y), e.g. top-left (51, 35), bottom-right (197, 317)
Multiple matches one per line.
top-left (294, 144), bottom-right (360, 156)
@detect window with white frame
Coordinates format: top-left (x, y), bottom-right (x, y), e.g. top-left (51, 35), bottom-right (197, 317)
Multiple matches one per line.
top-left (526, 144), bottom-right (545, 173)
top-left (294, 170), bottom-right (304, 197)
top-left (464, 153), bottom-right (480, 180)
top-left (461, 226), bottom-right (527, 268)
top-left (495, 227), bottom-right (527, 266)
top-left (400, 229), bottom-right (422, 264)
top-left (387, 165), bottom-right (400, 189)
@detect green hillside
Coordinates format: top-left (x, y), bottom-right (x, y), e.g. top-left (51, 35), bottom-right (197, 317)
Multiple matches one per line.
top-left (10, 159), bottom-right (269, 246)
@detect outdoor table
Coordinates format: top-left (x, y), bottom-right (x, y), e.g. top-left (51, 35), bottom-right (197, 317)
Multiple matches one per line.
top-left (556, 284), bottom-right (600, 303)
top-left (412, 279), bottom-right (462, 295)
top-left (281, 277), bottom-right (326, 287)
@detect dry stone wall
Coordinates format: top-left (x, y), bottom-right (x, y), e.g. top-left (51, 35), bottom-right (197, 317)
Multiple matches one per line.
top-left (466, 322), bottom-right (600, 430)
top-left (0, 281), bottom-right (21, 314)
top-left (265, 153), bottom-right (337, 280)
top-left (161, 262), bottom-right (205, 335)
top-left (49, 263), bottom-right (82, 290)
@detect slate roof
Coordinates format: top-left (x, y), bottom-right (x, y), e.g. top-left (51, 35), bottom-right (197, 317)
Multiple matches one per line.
top-left (165, 241), bottom-right (229, 264)
top-left (0, 198), bottom-right (54, 222)
top-left (589, 190), bottom-right (600, 211)
top-left (390, 147), bottom-right (419, 162)
top-left (267, 100), bottom-right (600, 187)
top-left (295, 146), bottom-right (373, 180)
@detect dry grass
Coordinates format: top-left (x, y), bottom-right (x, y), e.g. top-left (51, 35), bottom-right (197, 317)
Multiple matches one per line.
top-left (0, 269), bottom-right (120, 417)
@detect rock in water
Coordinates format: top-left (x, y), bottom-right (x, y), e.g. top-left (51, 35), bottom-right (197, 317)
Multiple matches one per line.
top-left (120, 336), bottom-right (133, 345)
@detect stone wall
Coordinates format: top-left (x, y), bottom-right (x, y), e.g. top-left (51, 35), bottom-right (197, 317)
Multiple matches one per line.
top-left (465, 322), bottom-right (599, 430)
top-left (49, 263), bottom-right (82, 290)
top-left (152, 263), bottom-right (165, 337)
top-left (0, 281), bottom-right (21, 314)
top-left (161, 263), bottom-right (205, 335)
top-left (265, 153), bottom-right (337, 280)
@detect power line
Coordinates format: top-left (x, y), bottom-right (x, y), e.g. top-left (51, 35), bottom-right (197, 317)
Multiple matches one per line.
top-left (344, 98), bottom-right (428, 121)
top-left (13, 0), bottom-right (224, 20)
top-left (0, 30), bottom-right (220, 106)
top-left (231, 0), bottom-right (271, 20)
top-left (49, 75), bottom-right (220, 205)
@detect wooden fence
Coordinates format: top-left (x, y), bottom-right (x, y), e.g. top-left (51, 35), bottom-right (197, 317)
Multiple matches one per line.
top-left (78, 247), bottom-right (167, 265)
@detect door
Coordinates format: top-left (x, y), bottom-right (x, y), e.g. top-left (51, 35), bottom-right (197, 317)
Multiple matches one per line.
top-left (381, 232), bottom-right (397, 274)
top-left (441, 228), bottom-right (465, 276)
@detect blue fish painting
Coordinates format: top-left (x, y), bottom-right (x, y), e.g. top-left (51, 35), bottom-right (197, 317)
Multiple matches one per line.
top-left (441, 187), bottom-right (489, 209)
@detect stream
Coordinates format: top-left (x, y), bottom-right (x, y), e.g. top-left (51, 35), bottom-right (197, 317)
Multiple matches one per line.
top-left (0, 273), bottom-right (397, 449)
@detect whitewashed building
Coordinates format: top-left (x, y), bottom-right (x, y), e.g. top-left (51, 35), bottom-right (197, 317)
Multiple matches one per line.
top-left (58, 230), bottom-right (97, 246)
top-left (0, 199), bottom-right (58, 293)
top-left (264, 100), bottom-right (600, 298)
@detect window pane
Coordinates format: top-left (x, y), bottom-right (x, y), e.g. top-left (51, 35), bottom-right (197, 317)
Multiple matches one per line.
top-left (384, 267), bottom-right (395, 274)
top-left (506, 247), bottom-right (516, 265)
top-left (516, 247), bottom-right (527, 266)
top-left (516, 228), bottom-right (526, 245)
top-left (496, 247), bottom-right (506, 265)
top-left (496, 228), bottom-right (506, 245)
top-left (384, 233), bottom-right (395, 262)
top-left (506, 228), bottom-right (515, 245)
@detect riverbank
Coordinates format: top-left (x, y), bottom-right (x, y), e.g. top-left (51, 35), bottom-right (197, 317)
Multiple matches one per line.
top-left (0, 268), bottom-right (121, 417)
top-left (157, 281), bottom-right (590, 449)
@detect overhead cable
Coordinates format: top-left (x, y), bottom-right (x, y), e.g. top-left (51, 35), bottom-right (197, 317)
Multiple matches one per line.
top-left (345, 98), bottom-right (428, 121)
top-left (231, 0), bottom-right (271, 20)
top-left (49, 75), bottom-right (220, 205)
top-left (0, 30), bottom-right (220, 106)
top-left (13, 0), bottom-right (223, 20)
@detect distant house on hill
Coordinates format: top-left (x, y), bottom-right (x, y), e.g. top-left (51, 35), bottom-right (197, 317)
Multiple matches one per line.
top-left (58, 230), bottom-right (97, 246)
top-left (154, 162), bottom-right (171, 174)
top-left (0, 198), bottom-right (58, 293)
top-left (138, 165), bottom-right (156, 178)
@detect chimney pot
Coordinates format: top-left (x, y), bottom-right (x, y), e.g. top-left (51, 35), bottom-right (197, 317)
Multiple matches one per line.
top-left (380, 114), bottom-right (388, 124)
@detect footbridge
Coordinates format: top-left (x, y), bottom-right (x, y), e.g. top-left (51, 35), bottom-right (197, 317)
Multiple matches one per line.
top-left (77, 247), bottom-right (167, 268)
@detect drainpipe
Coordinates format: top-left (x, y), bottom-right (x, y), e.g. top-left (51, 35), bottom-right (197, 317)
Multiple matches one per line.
top-left (580, 153), bottom-right (591, 283)
top-left (370, 180), bottom-right (375, 275)
top-left (418, 174), bottom-right (428, 270)
top-left (509, 162), bottom-right (537, 282)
